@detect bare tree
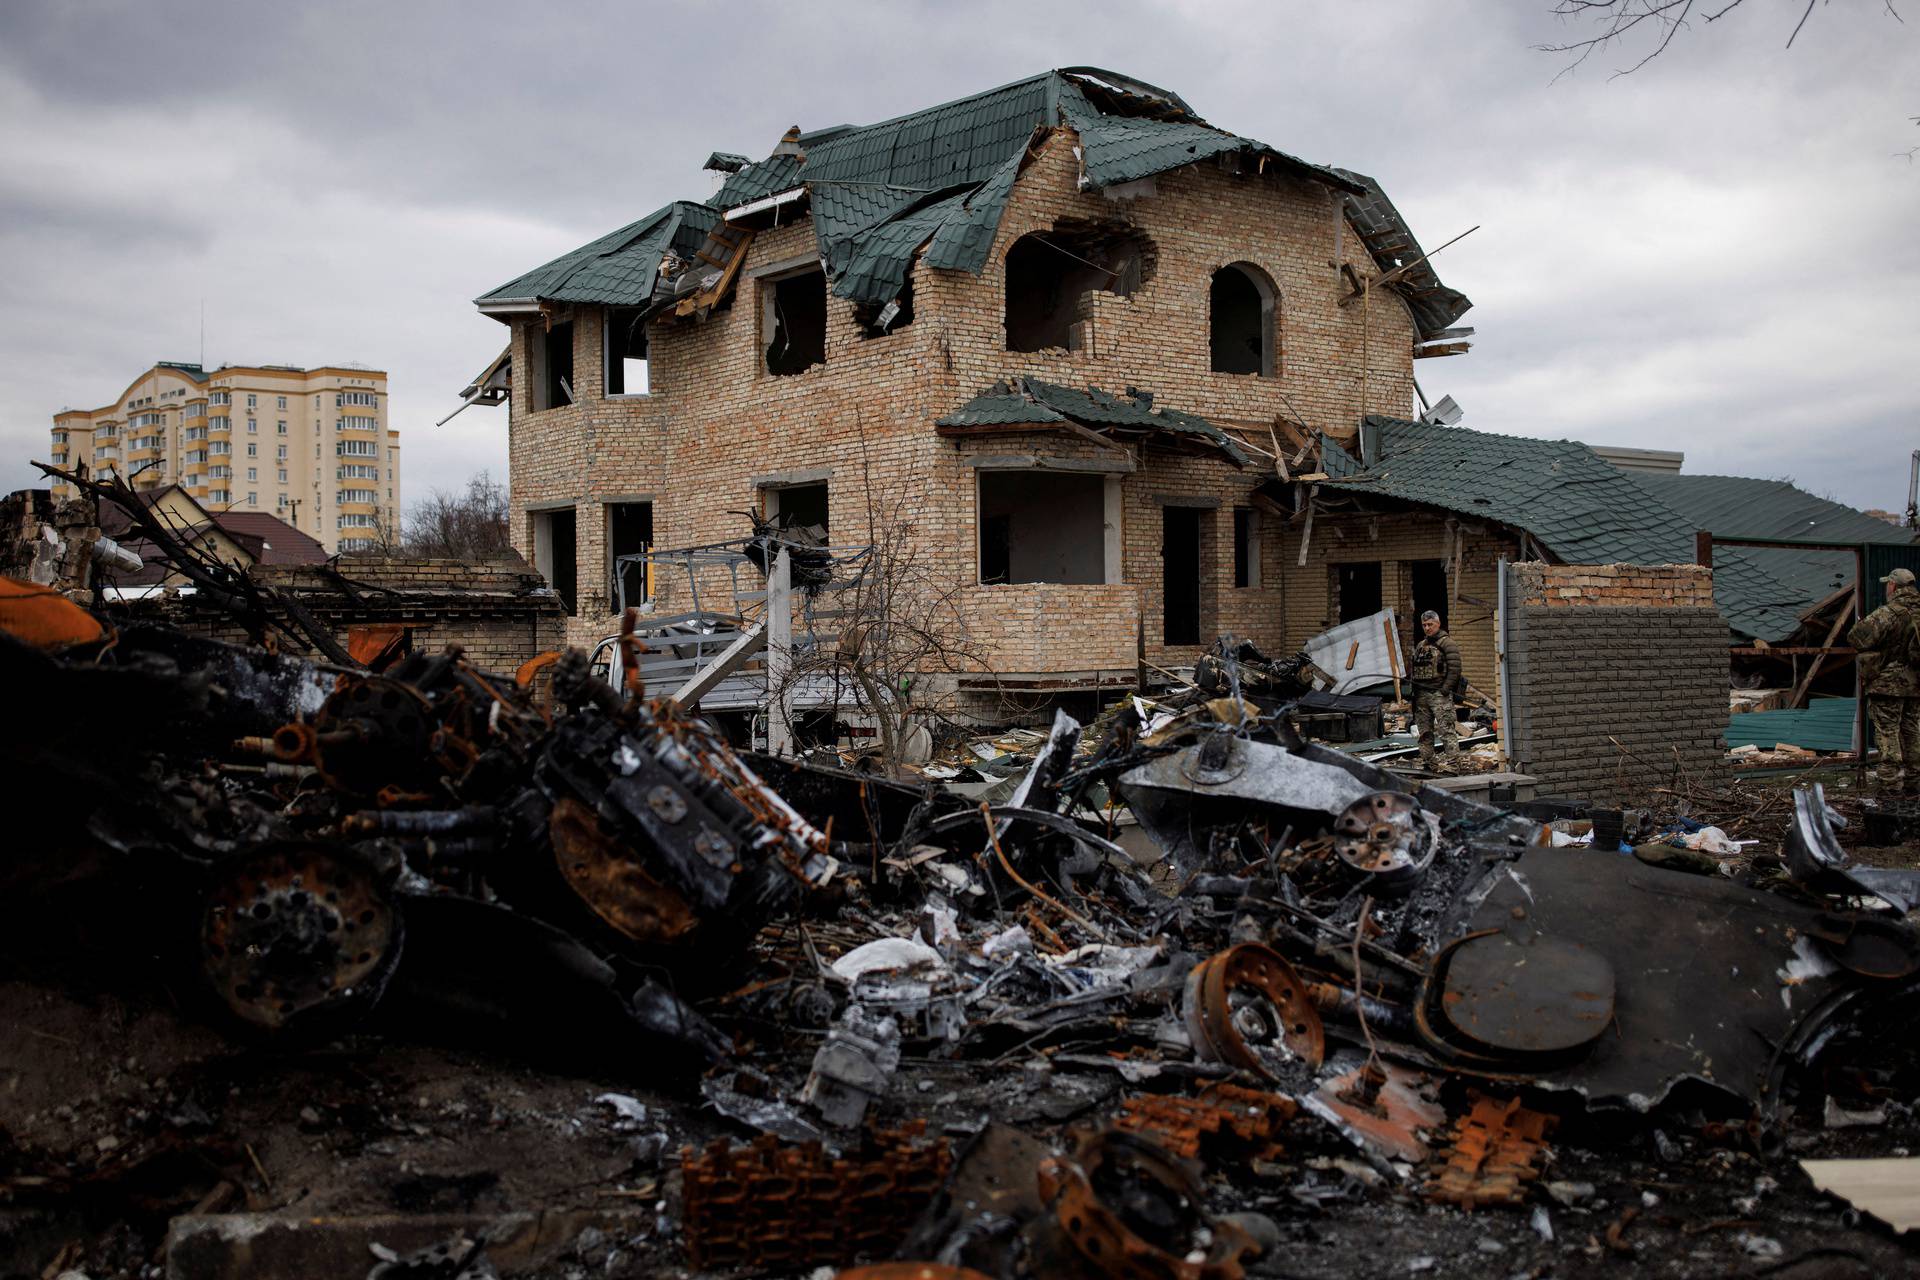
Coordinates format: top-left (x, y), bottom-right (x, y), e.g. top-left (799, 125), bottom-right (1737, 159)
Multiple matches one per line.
top-left (400, 472), bottom-right (515, 560)
top-left (1538, 1), bottom-right (1903, 78)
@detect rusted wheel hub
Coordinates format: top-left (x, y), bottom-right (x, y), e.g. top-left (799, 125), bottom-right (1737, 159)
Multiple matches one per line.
top-left (1183, 942), bottom-right (1324, 1079)
top-left (1332, 790), bottom-right (1437, 894)
top-left (199, 843), bottom-right (401, 1032)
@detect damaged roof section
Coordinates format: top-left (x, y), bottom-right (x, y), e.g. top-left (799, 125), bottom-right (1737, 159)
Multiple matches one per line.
top-left (1334, 171), bottom-right (1474, 336)
top-left (938, 377), bottom-right (1251, 465)
top-left (475, 200), bottom-right (719, 310)
top-left (1315, 417), bottom-right (1806, 642)
top-left (479, 69), bottom-right (1463, 327)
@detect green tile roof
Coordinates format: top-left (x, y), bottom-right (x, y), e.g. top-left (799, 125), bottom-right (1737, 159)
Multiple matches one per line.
top-left (480, 69), bottom-right (1463, 327)
top-left (938, 377), bottom-right (1250, 465)
top-left (475, 201), bottom-right (718, 307)
top-left (1319, 418), bottom-right (1804, 642)
top-left (1628, 472), bottom-right (1917, 612)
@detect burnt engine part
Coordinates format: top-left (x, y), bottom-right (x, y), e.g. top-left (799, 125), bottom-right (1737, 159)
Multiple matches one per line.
top-left (198, 843), bottom-right (402, 1033)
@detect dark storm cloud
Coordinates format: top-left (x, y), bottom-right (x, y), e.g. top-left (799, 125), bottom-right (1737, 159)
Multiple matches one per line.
top-left (1, 0), bottom-right (1914, 513)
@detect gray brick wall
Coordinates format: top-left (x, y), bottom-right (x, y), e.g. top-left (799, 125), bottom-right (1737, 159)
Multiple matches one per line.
top-left (1504, 574), bottom-right (1729, 803)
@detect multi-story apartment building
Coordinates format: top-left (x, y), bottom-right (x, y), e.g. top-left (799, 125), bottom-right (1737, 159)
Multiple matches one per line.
top-left (48, 361), bottom-right (400, 554)
top-left (472, 68), bottom-right (1475, 696)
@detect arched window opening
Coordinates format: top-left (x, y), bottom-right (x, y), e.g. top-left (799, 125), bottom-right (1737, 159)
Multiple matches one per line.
top-left (1209, 263), bottom-right (1276, 377)
top-left (1004, 223), bottom-right (1155, 353)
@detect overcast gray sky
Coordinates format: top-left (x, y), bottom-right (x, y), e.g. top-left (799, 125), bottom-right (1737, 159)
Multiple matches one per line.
top-left (3, 0), bottom-right (1914, 516)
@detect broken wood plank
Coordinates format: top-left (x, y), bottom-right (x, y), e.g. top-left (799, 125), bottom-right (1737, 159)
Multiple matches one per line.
top-left (1788, 596), bottom-right (1855, 709)
top-left (1413, 343), bottom-right (1471, 359)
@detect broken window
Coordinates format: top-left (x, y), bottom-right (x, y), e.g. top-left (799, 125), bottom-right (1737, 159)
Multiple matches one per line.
top-left (763, 267), bottom-right (827, 376)
top-left (531, 507), bottom-right (577, 616)
top-left (607, 501), bottom-right (653, 613)
top-left (854, 273), bottom-right (914, 339)
top-left (1209, 263), bottom-right (1277, 376)
top-left (604, 307), bottom-right (649, 396)
top-left (1232, 506), bottom-right (1259, 588)
top-left (1335, 561), bottom-right (1382, 624)
top-left (1004, 222), bottom-right (1154, 353)
top-left (531, 319), bottom-right (574, 411)
top-left (978, 471), bottom-right (1106, 585)
top-left (766, 482), bottom-right (828, 541)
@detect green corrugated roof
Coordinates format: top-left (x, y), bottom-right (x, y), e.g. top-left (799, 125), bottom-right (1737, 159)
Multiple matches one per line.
top-left (1319, 418), bottom-right (1804, 642)
top-left (475, 201), bottom-right (718, 307)
top-left (1726, 697), bottom-right (1858, 753)
top-left (938, 377), bottom-right (1249, 465)
top-left (1629, 472), bottom-right (1917, 613)
top-left (481, 69), bottom-right (1461, 324)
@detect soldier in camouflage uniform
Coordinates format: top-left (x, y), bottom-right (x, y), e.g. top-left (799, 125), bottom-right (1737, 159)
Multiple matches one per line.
top-left (1410, 610), bottom-right (1464, 772)
top-left (1849, 566), bottom-right (1920, 792)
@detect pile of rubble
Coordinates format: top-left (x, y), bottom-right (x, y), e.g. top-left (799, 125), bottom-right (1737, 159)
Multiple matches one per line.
top-left (3, 489), bottom-right (1919, 1279)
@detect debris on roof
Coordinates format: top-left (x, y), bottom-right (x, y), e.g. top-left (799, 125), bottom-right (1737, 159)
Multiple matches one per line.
top-left (480, 69), bottom-right (1465, 329)
top-left (937, 377), bottom-right (1251, 465)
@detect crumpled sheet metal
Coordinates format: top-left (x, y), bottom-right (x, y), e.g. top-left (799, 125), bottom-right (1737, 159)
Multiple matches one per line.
top-left (679, 1123), bottom-right (951, 1272)
top-left (1425, 1092), bottom-right (1557, 1208)
top-left (1787, 783), bottom-right (1920, 915)
top-left (1119, 735), bottom-right (1375, 870)
top-left (1302, 606), bottom-right (1404, 696)
top-left (1432, 851), bottom-right (1852, 1111)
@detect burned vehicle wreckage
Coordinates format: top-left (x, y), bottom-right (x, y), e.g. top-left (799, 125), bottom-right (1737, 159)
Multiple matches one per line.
top-left (4, 481), bottom-right (1920, 1277)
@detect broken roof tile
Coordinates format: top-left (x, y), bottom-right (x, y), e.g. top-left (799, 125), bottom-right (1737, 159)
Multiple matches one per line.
top-left (480, 69), bottom-right (1459, 321)
top-left (1318, 417), bottom-right (1802, 641)
top-left (938, 378), bottom-right (1249, 466)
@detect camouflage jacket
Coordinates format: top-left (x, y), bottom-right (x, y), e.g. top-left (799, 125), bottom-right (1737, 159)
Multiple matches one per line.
top-left (1849, 585), bottom-right (1920, 695)
top-left (1410, 630), bottom-right (1463, 695)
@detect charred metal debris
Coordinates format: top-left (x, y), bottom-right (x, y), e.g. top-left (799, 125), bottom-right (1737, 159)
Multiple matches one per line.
top-left (4, 498), bottom-right (1920, 1277)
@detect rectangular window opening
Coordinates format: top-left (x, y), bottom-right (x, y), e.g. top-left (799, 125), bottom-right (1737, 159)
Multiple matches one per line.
top-left (1162, 506), bottom-right (1207, 645)
top-left (1408, 558), bottom-right (1448, 631)
top-left (607, 501), bottom-right (654, 613)
top-left (765, 482), bottom-right (828, 541)
top-left (1232, 506), bottom-right (1260, 589)
top-left (763, 268), bottom-right (827, 376)
top-left (980, 471), bottom-right (1106, 586)
top-left (532, 507), bottom-right (578, 616)
top-left (605, 307), bottom-right (650, 396)
top-left (1335, 561), bottom-right (1383, 624)
top-left (532, 319), bottom-right (575, 410)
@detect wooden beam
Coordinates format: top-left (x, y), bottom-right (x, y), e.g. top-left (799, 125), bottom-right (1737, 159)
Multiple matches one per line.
top-left (1412, 343), bottom-right (1470, 359)
top-left (1789, 596), bottom-right (1855, 709)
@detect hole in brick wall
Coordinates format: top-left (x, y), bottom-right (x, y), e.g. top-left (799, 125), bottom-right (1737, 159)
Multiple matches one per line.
top-left (978, 471), bottom-right (1105, 585)
top-left (764, 268), bottom-right (827, 376)
top-left (604, 307), bottom-right (649, 395)
top-left (854, 272), bottom-right (914, 339)
top-left (1209, 262), bottom-right (1277, 376)
top-left (1004, 222), bottom-right (1154, 353)
top-left (1409, 558), bottom-right (1447, 630)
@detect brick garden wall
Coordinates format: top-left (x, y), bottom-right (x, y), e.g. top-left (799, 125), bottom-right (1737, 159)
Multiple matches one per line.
top-left (498, 122), bottom-right (1429, 671)
top-left (1502, 562), bottom-right (1729, 803)
top-left (140, 556), bottom-right (566, 675)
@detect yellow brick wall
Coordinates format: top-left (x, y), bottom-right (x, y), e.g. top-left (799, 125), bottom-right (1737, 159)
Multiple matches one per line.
top-left (502, 124), bottom-right (1430, 668)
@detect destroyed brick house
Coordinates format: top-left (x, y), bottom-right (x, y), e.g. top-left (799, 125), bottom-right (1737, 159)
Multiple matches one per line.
top-left (464, 66), bottom-right (1920, 800)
